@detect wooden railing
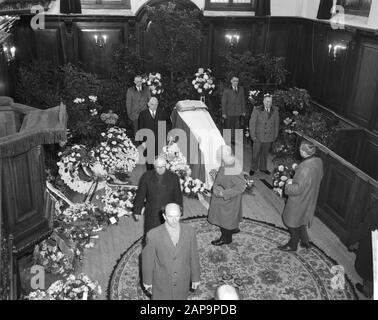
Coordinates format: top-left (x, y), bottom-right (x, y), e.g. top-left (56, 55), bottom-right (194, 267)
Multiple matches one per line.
top-left (296, 132), bottom-right (378, 245)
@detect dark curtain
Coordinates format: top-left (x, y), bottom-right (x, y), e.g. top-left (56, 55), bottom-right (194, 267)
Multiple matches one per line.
top-left (317, 0), bottom-right (333, 19)
top-left (255, 0), bottom-right (271, 16)
top-left (60, 0), bottom-right (82, 14)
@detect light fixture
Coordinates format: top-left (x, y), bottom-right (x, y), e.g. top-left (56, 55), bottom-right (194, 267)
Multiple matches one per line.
top-left (328, 41), bottom-right (348, 60)
top-left (1, 44), bottom-right (16, 64)
top-left (94, 34), bottom-right (107, 48)
top-left (225, 33), bottom-right (240, 47)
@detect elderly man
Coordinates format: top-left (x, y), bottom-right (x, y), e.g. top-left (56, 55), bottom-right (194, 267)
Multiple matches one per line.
top-left (214, 284), bottom-right (240, 300)
top-left (249, 93), bottom-right (279, 176)
top-left (222, 76), bottom-right (246, 145)
top-left (126, 75), bottom-right (151, 136)
top-left (142, 203), bottom-right (201, 300)
top-left (208, 146), bottom-right (246, 246)
top-left (138, 97), bottom-right (172, 170)
top-left (278, 141), bottom-right (324, 252)
top-left (134, 156), bottom-right (183, 234)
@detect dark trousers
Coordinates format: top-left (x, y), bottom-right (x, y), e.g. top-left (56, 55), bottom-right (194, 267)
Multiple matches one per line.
top-left (220, 228), bottom-right (233, 243)
top-left (287, 225), bottom-right (309, 249)
top-left (251, 140), bottom-right (271, 171)
top-left (133, 119), bottom-right (139, 137)
top-left (224, 116), bottom-right (240, 145)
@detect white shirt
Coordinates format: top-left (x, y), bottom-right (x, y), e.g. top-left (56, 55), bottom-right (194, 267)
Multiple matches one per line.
top-left (149, 109), bottom-right (156, 118)
top-left (165, 223), bottom-right (180, 246)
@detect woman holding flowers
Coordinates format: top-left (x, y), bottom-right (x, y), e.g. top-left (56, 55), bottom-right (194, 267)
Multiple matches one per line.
top-left (278, 140), bottom-right (324, 252)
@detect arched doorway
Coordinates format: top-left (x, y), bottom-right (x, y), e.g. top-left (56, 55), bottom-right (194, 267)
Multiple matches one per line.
top-left (136, 0), bottom-right (202, 74)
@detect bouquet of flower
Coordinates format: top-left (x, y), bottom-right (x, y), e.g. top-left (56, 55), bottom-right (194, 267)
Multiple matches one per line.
top-left (180, 177), bottom-right (207, 199)
top-left (143, 73), bottom-right (163, 96)
top-left (272, 163), bottom-right (298, 197)
top-left (26, 274), bottom-right (102, 300)
top-left (100, 110), bottom-right (119, 125)
top-left (192, 68), bottom-right (215, 95)
top-left (57, 145), bottom-right (95, 194)
top-left (248, 90), bottom-right (261, 105)
top-left (101, 186), bottom-right (137, 223)
top-left (160, 141), bottom-right (191, 179)
top-left (33, 238), bottom-right (74, 276)
top-left (55, 203), bottom-right (104, 258)
top-left (93, 127), bottom-right (139, 175)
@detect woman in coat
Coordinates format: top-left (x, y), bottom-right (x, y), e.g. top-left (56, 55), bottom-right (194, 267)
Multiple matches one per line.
top-left (208, 146), bottom-right (246, 245)
top-left (278, 140), bottom-right (324, 252)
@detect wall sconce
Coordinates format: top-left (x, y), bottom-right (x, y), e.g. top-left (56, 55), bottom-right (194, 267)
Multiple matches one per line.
top-left (94, 34), bottom-right (107, 48)
top-left (1, 45), bottom-right (16, 64)
top-left (328, 41), bottom-right (348, 60)
top-left (225, 33), bottom-right (240, 47)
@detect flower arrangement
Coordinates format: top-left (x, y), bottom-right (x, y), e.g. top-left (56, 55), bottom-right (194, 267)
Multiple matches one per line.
top-left (248, 90), bottom-right (261, 105)
top-left (32, 238), bottom-right (74, 276)
top-left (272, 163), bottom-right (298, 197)
top-left (57, 145), bottom-right (94, 194)
top-left (25, 274), bottom-right (102, 300)
top-left (101, 186), bottom-right (137, 224)
top-left (55, 203), bottom-right (105, 258)
top-left (143, 73), bottom-right (163, 96)
top-left (180, 177), bottom-right (207, 199)
top-left (100, 110), bottom-right (119, 125)
top-left (93, 127), bottom-right (139, 175)
top-left (160, 141), bottom-right (191, 179)
top-left (192, 68), bottom-right (215, 95)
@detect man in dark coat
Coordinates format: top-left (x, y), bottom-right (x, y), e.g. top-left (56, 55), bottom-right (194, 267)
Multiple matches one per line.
top-left (133, 157), bottom-right (183, 234)
top-left (278, 141), bottom-right (323, 252)
top-left (208, 146), bottom-right (246, 245)
top-left (221, 76), bottom-right (246, 145)
top-left (142, 203), bottom-right (201, 300)
top-left (126, 75), bottom-right (151, 137)
top-left (249, 94), bottom-right (279, 175)
top-left (138, 97), bottom-right (172, 170)
top-left (348, 204), bottom-right (378, 298)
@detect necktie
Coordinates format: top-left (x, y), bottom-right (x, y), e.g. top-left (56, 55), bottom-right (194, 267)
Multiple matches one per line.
top-left (152, 111), bottom-right (156, 119)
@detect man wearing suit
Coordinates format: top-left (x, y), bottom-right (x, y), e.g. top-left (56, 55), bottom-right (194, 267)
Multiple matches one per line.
top-left (142, 203), bottom-right (201, 300)
top-left (249, 94), bottom-right (279, 176)
top-left (221, 76), bottom-right (246, 145)
top-left (278, 141), bottom-right (323, 252)
top-left (138, 97), bottom-right (172, 170)
top-left (133, 157), bottom-right (183, 234)
top-left (126, 75), bottom-right (151, 137)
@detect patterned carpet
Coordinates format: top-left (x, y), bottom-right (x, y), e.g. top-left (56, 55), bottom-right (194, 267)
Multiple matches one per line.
top-left (108, 217), bottom-right (358, 300)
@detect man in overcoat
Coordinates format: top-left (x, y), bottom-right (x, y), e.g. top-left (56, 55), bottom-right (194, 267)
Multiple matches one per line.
top-left (249, 94), bottom-right (279, 175)
top-left (133, 157), bottom-right (183, 234)
top-left (221, 76), bottom-right (246, 145)
top-left (278, 141), bottom-right (324, 252)
top-left (142, 203), bottom-right (201, 300)
top-left (126, 75), bottom-right (151, 137)
top-left (138, 97), bottom-right (172, 170)
top-left (208, 146), bottom-right (246, 245)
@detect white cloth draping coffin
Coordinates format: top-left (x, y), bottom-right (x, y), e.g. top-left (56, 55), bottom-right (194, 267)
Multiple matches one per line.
top-left (175, 101), bottom-right (225, 188)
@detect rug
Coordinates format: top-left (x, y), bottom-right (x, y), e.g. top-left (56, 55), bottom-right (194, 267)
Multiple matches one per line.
top-left (108, 217), bottom-right (357, 300)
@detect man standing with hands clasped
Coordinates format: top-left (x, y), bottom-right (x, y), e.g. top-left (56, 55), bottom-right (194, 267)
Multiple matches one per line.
top-left (221, 76), bottom-right (246, 146)
top-left (142, 203), bottom-right (201, 300)
top-left (249, 93), bottom-right (279, 176)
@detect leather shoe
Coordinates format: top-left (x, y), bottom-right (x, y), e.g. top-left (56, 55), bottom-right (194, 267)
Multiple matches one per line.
top-left (211, 239), bottom-right (230, 246)
top-left (299, 241), bottom-right (311, 249)
top-left (232, 228), bottom-right (240, 234)
top-left (261, 170), bottom-right (271, 175)
top-left (355, 283), bottom-right (372, 298)
top-left (277, 244), bottom-right (297, 252)
top-left (249, 170), bottom-right (255, 176)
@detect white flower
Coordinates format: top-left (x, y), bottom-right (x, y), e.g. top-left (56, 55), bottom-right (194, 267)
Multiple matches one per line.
top-left (185, 187), bottom-right (191, 193)
top-left (198, 88), bottom-right (203, 93)
top-left (198, 68), bottom-right (204, 74)
top-left (192, 80), bottom-right (196, 85)
top-left (278, 181), bottom-right (285, 187)
top-left (280, 176), bottom-right (288, 182)
top-left (88, 95), bottom-right (97, 103)
top-left (293, 111), bottom-right (299, 116)
top-left (194, 84), bottom-right (199, 89)
top-left (278, 165), bottom-right (284, 172)
top-left (152, 90), bottom-right (157, 95)
top-left (292, 163), bottom-right (298, 170)
top-left (204, 74), bottom-right (209, 80)
top-left (155, 73), bottom-right (161, 79)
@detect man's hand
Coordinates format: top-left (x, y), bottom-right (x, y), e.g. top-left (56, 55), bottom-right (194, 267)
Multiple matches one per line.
top-left (222, 114), bottom-right (227, 119)
top-left (142, 142), bottom-right (147, 149)
top-left (191, 282), bottom-right (200, 290)
top-left (133, 214), bottom-right (140, 221)
top-left (143, 283), bottom-right (152, 294)
top-left (241, 113), bottom-right (246, 117)
top-left (286, 179), bottom-right (293, 185)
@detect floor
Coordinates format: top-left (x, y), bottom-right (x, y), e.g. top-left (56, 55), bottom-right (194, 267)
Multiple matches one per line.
top-left (79, 138), bottom-right (364, 300)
